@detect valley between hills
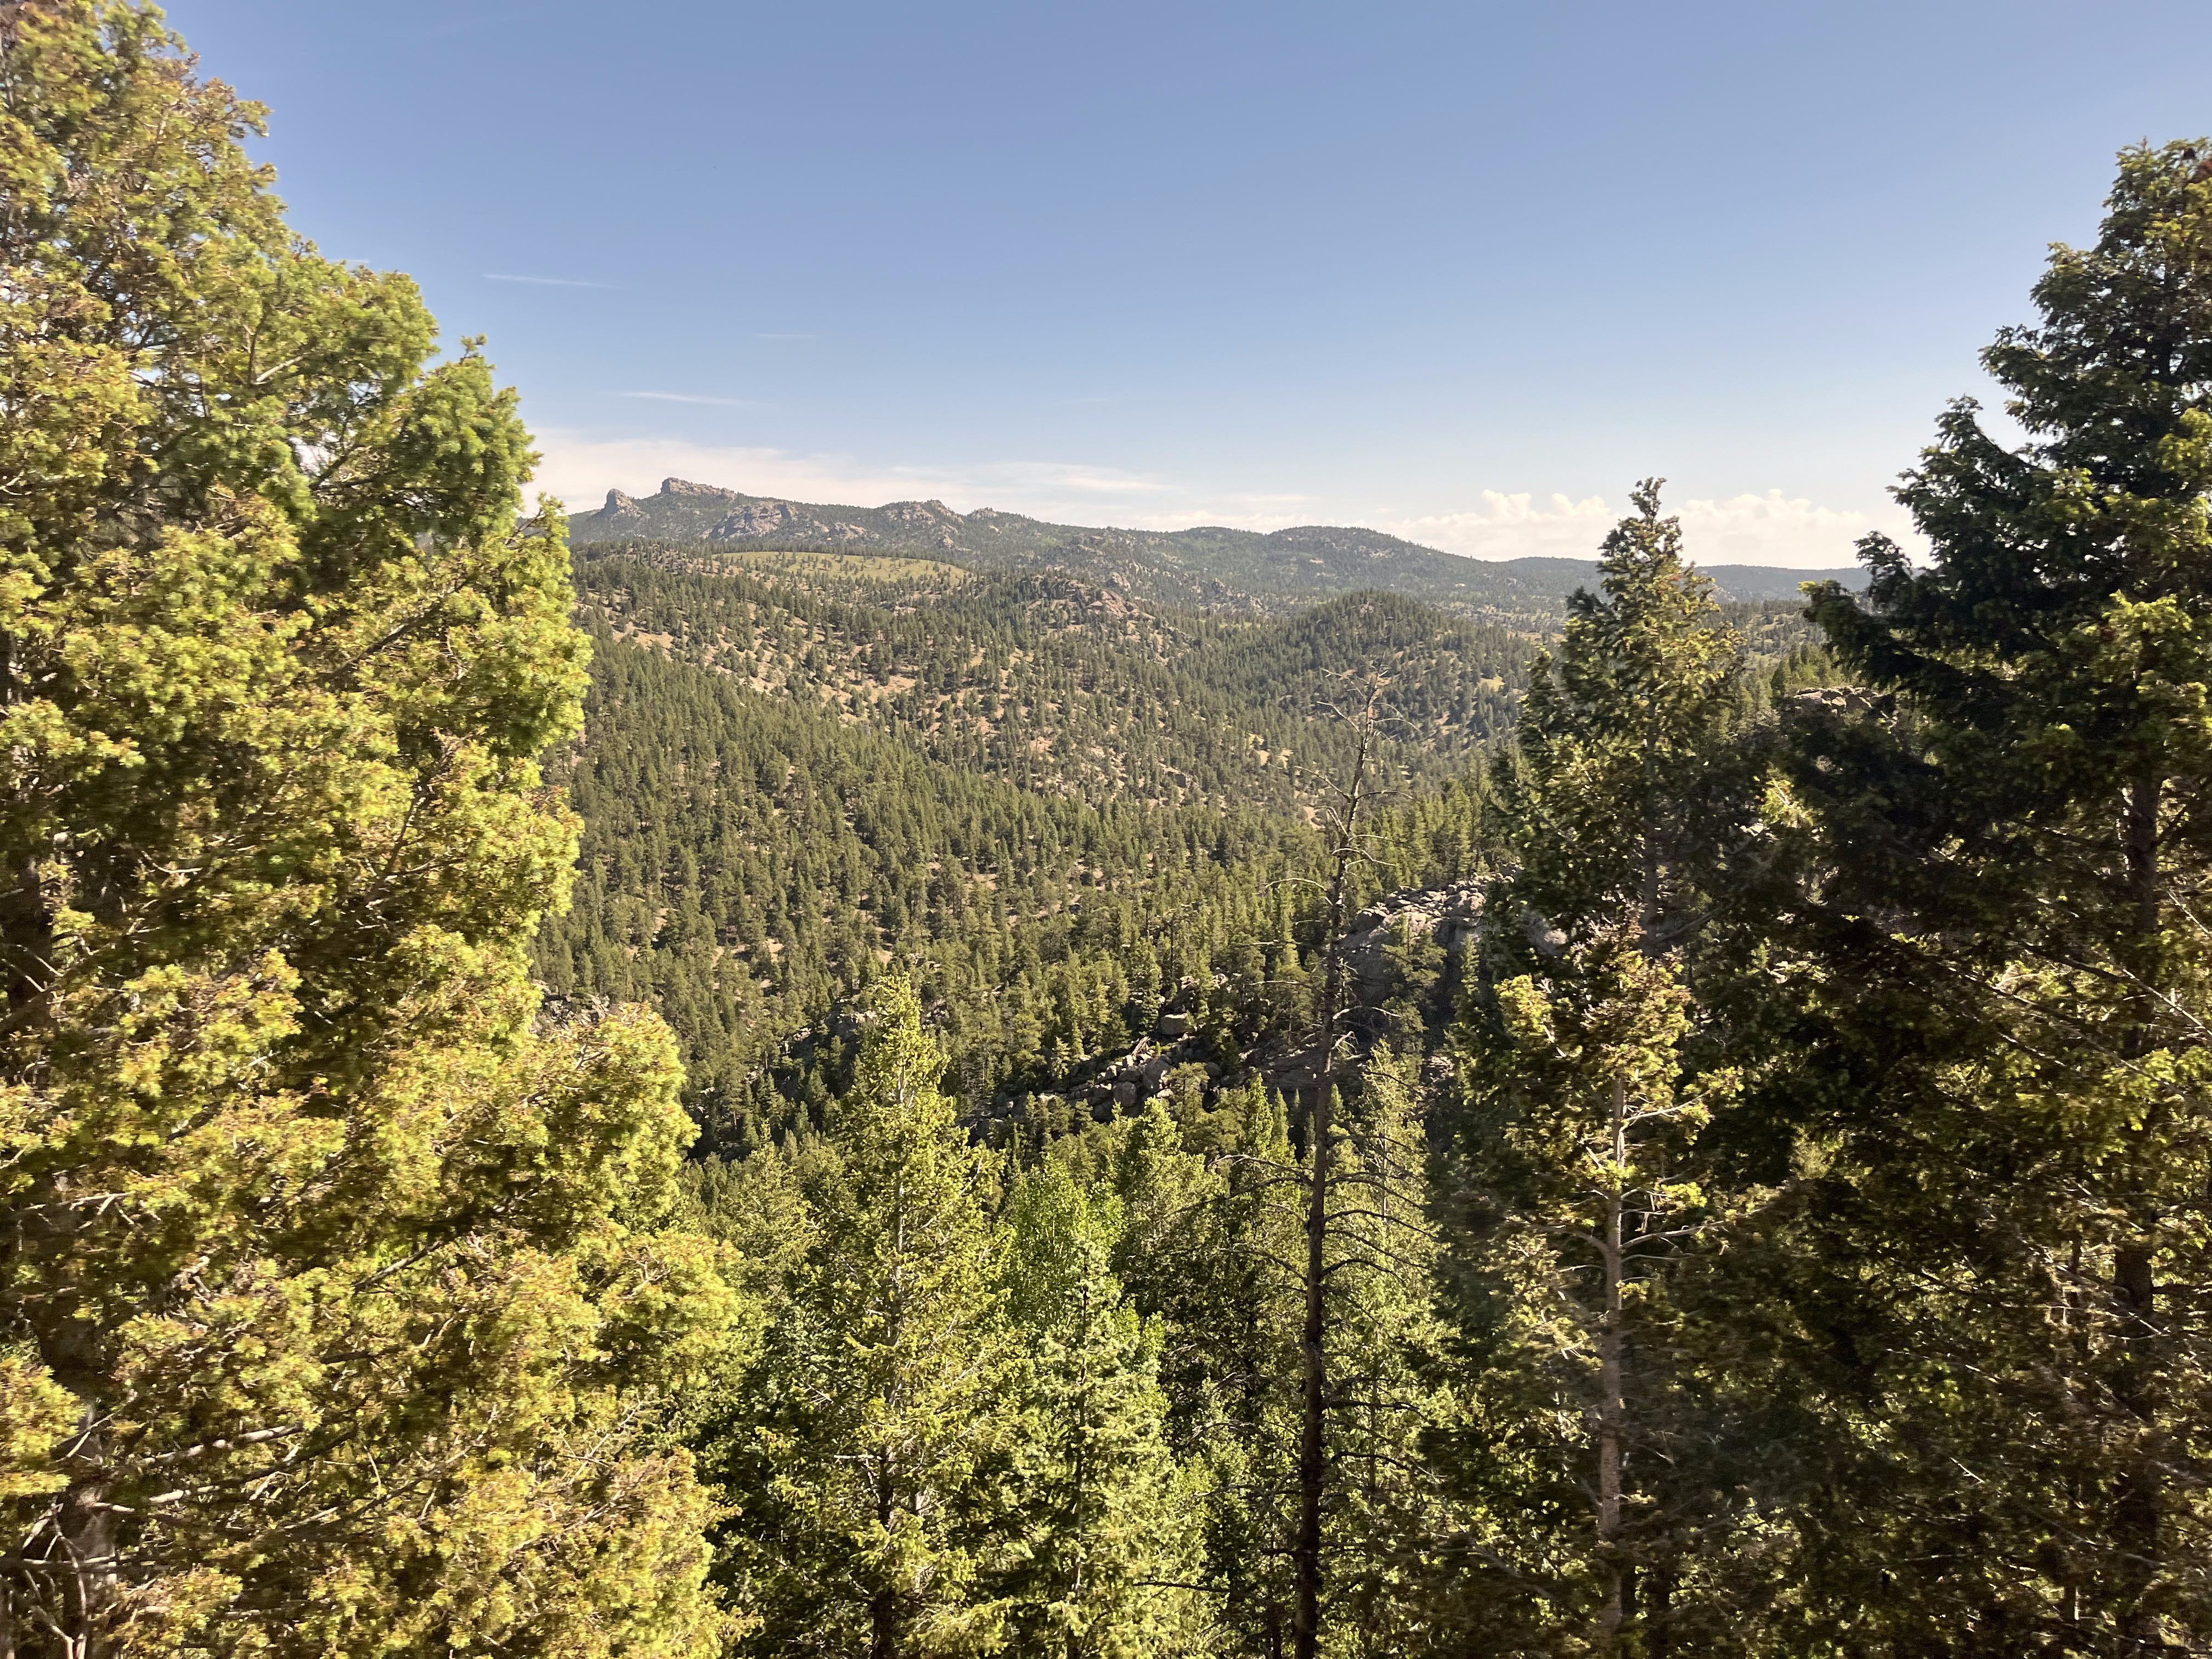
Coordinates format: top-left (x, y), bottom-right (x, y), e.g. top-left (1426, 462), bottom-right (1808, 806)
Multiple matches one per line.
top-left (537, 482), bottom-right (1850, 1152)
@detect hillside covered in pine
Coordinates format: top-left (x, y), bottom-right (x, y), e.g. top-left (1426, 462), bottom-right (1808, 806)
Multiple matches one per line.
top-left (569, 476), bottom-right (1866, 618)
top-left (533, 538), bottom-right (1833, 1160)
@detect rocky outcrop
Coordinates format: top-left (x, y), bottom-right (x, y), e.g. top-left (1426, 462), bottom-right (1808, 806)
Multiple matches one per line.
top-left (1340, 881), bottom-right (1484, 998)
top-left (882, 499), bottom-right (961, 527)
top-left (977, 885), bottom-right (1491, 1135)
top-left (563, 476), bottom-right (1866, 624)
top-left (662, 476), bottom-right (744, 501)
top-left (710, 500), bottom-right (808, 537)
top-left (1788, 686), bottom-right (1895, 719)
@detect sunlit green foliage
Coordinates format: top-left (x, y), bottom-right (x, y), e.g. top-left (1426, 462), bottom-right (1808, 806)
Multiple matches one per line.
top-left (0, 5), bottom-right (726, 1652)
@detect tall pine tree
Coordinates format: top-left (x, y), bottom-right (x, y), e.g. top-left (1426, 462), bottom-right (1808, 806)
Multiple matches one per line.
top-left (1447, 484), bottom-right (1750, 1654)
top-left (716, 978), bottom-right (1015, 1658)
top-left (1776, 138), bottom-right (2212, 1654)
top-left (1494, 482), bottom-right (1743, 953)
top-left (994, 1162), bottom-right (1199, 1657)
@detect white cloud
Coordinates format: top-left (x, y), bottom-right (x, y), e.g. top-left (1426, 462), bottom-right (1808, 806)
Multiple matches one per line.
top-left (616, 392), bottom-right (764, 407)
top-left (1669, 490), bottom-right (1910, 568)
top-left (1379, 492), bottom-right (1615, 561)
top-left (526, 431), bottom-right (1901, 569)
top-left (1379, 488), bottom-right (1909, 569)
top-left (484, 272), bottom-right (615, 289)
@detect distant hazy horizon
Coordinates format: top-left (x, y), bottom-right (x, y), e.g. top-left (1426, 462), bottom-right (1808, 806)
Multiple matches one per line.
top-left (563, 468), bottom-right (1880, 574)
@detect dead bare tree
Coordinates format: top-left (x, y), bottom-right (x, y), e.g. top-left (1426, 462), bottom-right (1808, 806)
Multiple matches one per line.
top-left (1291, 678), bottom-right (1391, 1659)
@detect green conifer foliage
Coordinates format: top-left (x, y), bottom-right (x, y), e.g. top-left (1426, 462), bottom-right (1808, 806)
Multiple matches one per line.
top-left (1445, 486), bottom-right (1754, 1654)
top-left (1457, 929), bottom-right (1736, 1652)
top-left (1776, 139), bottom-right (2212, 1652)
top-left (1319, 1047), bottom-right (1454, 1659)
top-left (0, 5), bottom-right (728, 1651)
top-left (1497, 482), bottom-right (1743, 952)
top-left (994, 1164), bottom-right (1200, 1656)
top-left (718, 978), bottom-right (1015, 1657)
top-left (1113, 1094), bottom-right (1304, 1656)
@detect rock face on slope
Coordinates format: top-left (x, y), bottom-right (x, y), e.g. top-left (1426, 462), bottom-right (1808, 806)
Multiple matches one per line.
top-left (565, 477), bottom-right (1869, 621)
top-left (566, 478), bottom-right (1491, 615)
top-left (1787, 685), bottom-right (1895, 719)
top-left (1341, 881), bottom-right (1486, 1001)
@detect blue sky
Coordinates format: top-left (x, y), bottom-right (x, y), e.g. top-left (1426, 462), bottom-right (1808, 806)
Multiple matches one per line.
top-left (169, 0), bottom-right (2212, 565)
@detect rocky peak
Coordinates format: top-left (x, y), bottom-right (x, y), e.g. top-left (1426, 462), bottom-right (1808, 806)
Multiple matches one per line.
top-left (660, 477), bottom-right (747, 501)
top-left (881, 499), bottom-right (961, 526)
top-left (602, 488), bottom-right (638, 514)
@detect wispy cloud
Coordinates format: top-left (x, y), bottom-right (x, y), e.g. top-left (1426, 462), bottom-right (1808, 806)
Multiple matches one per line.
top-left (616, 391), bottom-right (762, 407)
top-left (752, 332), bottom-right (814, 341)
top-left (1046, 471), bottom-right (1173, 495)
top-left (484, 273), bottom-right (616, 289)
top-left (1375, 489), bottom-right (1910, 567)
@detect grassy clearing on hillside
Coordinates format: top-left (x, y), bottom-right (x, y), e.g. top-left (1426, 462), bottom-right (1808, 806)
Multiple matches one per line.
top-left (707, 546), bottom-right (974, 588)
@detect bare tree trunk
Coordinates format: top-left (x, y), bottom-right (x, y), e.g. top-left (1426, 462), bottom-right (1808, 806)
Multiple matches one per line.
top-left (2112, 774), bottom-right (2165, 1654)
top-left (1293, 697), bottom-right (1379, 1659)
top-left (64, 1488), bottom-right (117, 1659)
top-left (1597, 1074), bottom-right (1627, 1647)
top-left (2112, 1237), bottom-right (2161, 1655)
top-left (1294, 1072), bottom-right (1331, 1659)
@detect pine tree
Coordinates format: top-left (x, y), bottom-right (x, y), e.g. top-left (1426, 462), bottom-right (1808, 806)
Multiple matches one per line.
top-left (718, 978), bottom-right (1015, 1658)
top-left (0, 5), bottom-right (729, 1652)
top-left (1445, 484), bottom-right (1752, 1654)
top-left (1321, 1046), bottom-right (1454, 1658)
top-left (1495, 481), bottom-right (1743, 952)
top-left (1459, 928), bottom-right (1736, 1652)
top-left (1113, 1094), bottom-right (1303, 1657)
top-left (1776, 138), bottom-right (2212, 1652)
top-left (994, 1162), bottom-right (1199, 1657)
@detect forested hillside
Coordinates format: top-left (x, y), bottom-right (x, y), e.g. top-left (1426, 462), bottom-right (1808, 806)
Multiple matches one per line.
top-left (568, 478), bottom-right (1866, 618)
top-left (9, 8), bottom-right (2212, 1659)
top-left (531, 541), bottom-right (1830, 1154)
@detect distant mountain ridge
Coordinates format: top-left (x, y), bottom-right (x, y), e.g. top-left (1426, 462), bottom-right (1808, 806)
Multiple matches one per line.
top-left (567, 477), bottom-right (1865, 618)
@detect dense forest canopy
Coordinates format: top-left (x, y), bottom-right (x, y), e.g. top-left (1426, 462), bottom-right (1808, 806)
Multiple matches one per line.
top-left (4, 5), bottom-right (2211, 1657)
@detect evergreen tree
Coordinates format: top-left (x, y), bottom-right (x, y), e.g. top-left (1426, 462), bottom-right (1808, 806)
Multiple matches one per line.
top-left (1114, 1094), bottom-right (1304, 1657)
top-left (1319, 1046), bottom-right (1454, 1659)
top-left (0, 5), bottom-right (728, 1652)
top-left (994, 1163), bottom-right (1199, 1657)
top-left (1494, 481), bottom-right (1743, 952)
top-left (717, 978), bottom-right (1015, 1657)
top-left (1456, 928), bottom-right (1736, 1652)
top-left (1444, 484), bottom-right (1753, 1654)
top-left (1771, 138), bottom-right (2212, 1652)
